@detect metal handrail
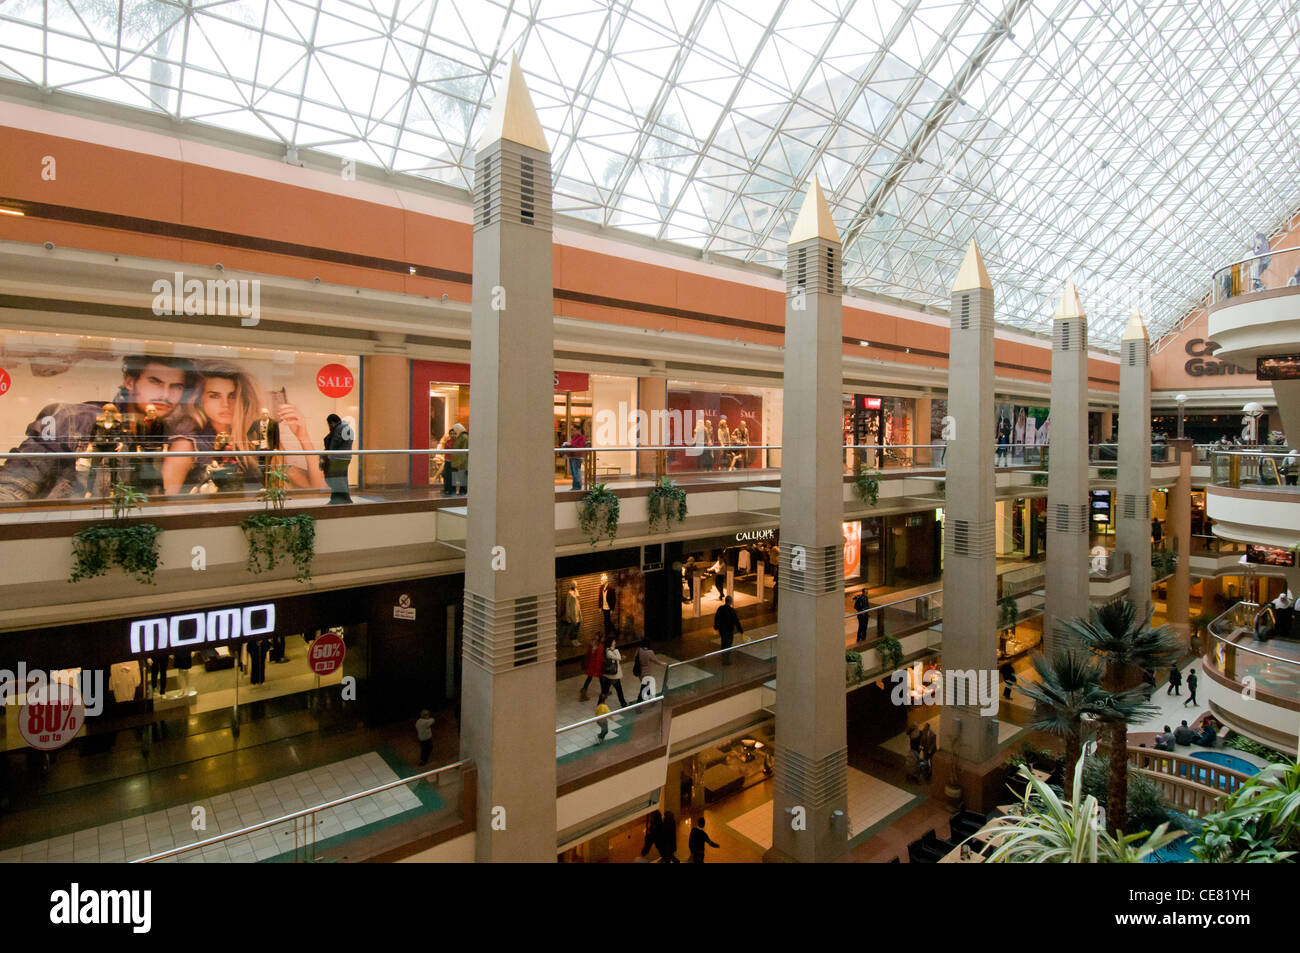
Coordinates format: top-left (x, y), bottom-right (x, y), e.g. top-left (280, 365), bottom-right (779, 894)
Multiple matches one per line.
top-left (556, 693), bottom-right (663, 733)
top-left (663, 633), bottom-right (779, 672)
top-left (1214, 244), bottom-right (1300, 272)
top-left (842, 587), bottom-right (942, 621)
top-left (131, 758), bottom-right (467, 863)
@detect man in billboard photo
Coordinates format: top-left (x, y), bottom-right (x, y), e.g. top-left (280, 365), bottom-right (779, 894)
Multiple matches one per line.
top-left (0, 354), bottom-right (196, 502)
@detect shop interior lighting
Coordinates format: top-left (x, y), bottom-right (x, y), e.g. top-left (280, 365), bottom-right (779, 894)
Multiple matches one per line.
top-left (0, 207), bottom-right (24, 216)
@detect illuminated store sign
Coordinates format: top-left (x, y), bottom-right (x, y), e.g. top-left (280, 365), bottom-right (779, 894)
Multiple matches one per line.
top-left (129, 603), bottom-right (276, 653)
top-left (734, 529), bottom-right (776, 542)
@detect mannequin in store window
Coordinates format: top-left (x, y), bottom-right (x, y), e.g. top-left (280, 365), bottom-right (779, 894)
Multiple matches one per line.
top-left (256, 406), bottom-right (281, 485)
top-left (702, 420), bottom-right (716, 471)
top-left (717, 417), bottom-right (731, 461)
top-left (79, 403), bottom-right (125, 500)
top-left (730, 420), bottom-right (749, 470)
top-left (599, 578), bottom-right (618, 637)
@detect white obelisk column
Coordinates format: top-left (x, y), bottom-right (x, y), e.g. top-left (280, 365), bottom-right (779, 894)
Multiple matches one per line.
top-left (459, 55), bottom-right (557, 862)
top-left (939, 241), bottom-right (1000, 765)
top-left (1116, 310), bottom-right (1152, 620)
top-left (768, 179), bottom-right (849, 863)
top-left (1044, 281), bottom-right (1092, 657)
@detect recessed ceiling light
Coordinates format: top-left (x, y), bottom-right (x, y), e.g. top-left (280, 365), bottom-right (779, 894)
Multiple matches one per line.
top-left (0, 208), bottom-right (23, 217)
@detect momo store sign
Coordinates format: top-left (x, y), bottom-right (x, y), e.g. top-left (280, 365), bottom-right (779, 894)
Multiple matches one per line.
top-left (129, 603), bottom-right (276, 654)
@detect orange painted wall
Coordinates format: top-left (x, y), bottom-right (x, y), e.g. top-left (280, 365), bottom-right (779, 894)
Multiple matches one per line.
top-left (0, 123), bottom-right (1118, 388)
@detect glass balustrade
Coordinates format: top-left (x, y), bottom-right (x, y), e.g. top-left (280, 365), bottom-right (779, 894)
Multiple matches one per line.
top-left (1211, 245), bottom-right (1300, 304)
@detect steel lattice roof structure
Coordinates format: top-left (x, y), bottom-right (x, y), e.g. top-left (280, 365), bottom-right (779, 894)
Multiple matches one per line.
top-left (3, 0), bottom-right (1299, 347)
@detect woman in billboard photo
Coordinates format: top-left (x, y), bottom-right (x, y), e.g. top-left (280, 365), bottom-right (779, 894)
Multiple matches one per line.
top-left (163, 361), bottom-right (327, 495)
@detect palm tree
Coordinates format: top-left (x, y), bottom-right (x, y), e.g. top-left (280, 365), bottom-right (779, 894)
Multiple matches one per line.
top-left (1013, 651), bottom-right (1111, 779)
top-left (1063, 597), bottom-right (1180, 836)
top-left (973, 761), bottom-right (1183, 863)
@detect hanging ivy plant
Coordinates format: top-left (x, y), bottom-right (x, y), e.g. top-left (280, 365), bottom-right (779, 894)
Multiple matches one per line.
top-left (647, 477), bottom-right (687, 532)
top-left (1030, 473), bottom-right (1049, 487)
top-left (242, 513), bottom-right (316, 583)
top-left (854, 468), bottom-right (880, 506)
top-left (877, 635), bottom-right (904, 671)
top-left (577, 483), bottom-right (620, 547)
top-left (242, 465), bottom-right (315, 582)
top-left (1151, 549), bottom-right (1178, 580)
top-left (999, 595), bottom-right (1020, 629)
top-left (69, 482), bottom-right (161, 585)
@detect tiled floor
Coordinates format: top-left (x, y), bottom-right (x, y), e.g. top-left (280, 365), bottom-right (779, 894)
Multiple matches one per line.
top-left (879, 714), bottom-right (1022, 757)
top-left (1131, 658), bottom-right (1209, 735)
top-left (0, 752), bottom-right (422, 863)
top-left (724, 768), bottom-right (915, 851)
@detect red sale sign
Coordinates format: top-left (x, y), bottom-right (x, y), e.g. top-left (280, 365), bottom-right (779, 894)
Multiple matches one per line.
top-left (316, 364), bottom-right (355, 398)
top-left (20, 682), bottom-right (85, 751)
top-left (309, 632), bottom-right (346, 676)
top-left (0, 368), bottom-right (11, 396)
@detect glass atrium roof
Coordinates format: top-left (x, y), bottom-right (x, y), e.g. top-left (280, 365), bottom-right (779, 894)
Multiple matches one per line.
top-left (3, 0), bottom-right (1299, 347)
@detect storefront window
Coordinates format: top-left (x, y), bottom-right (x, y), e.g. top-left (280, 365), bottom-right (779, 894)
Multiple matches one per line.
top-left (0, 331), bottom-right (360, 505)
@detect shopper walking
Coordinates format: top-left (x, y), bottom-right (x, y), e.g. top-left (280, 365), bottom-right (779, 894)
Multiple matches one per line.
top-left (562, 425), bottom-right (586, 490)
top-left (579, 634), bottom-right (604, 702)
top-left (714, 596), bottom-right (743, 665)
top-left (999, 660), bottom-right (1017, 700)
top-left (415, 709), bottom-right (435, 766)
top-left (322, 413), bottom-right (354, 504)
top-left (853, 590), bottom-right (871, 641)
top-left (688, 816), bottom-right (720, 863)
top-left (437, 430), bottom-right (455, 495)
top-left (600, 636), bottom-right (628, 707)
top-left (1184, 669), bottom-right (1199, 707)
top-left (657, 811), bottom-right (680, 862)
top-left (640, 810), bottom-right (663, 859)
top-left (709, 556), bottom-right (727, 600)
top-left (1167, 664), bottom-right (1182, 696)
top-left (449, 423), bottom-right (468, 495)
top-left (594, 694), bottom-right (611, 744)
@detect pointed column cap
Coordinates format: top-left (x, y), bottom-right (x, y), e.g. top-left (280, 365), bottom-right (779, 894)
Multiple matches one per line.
top-left (1121, 308), bottom-right (1149, 341)
top-left (788, 177), bottom-right (839, 244)
top-left (477, 53), bottom-right (549, 153)
top-left (951, 239), bottom-right (992, 292)
top-left (1054, 278), bottom-right (1086, 320)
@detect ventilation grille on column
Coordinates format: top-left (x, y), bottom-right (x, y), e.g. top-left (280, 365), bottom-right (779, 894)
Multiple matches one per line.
top-left (473, 147), bottom-right (553, 232)
top-left (1056, 319), bottom-right (1088, 351)
top-left (779, 542), bottom-right (843, 594)
top-left (1050, 503), bottom-right (1089, 534)
top-left (473, 154), bottom-right (498, 229)
top-left (960, 293), bottom-right (970, 330)
top-left (462, 589), bottom-right (557, 673)
top-left (1120, 493), bottom-right (1150, 520)
top-left (944, 518), bottom-right (995, 558)
top-left (774, 745), bottom-right (848, 809)
top-left (1125, 341), bottom-right (1147, 366)
top-left (785, 241), bottom-right (840, 297)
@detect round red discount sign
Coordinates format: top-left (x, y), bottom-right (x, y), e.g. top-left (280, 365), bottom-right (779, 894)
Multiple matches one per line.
top-left (309, 632), bottom-right (346, 676)
top-left (20, 682), bottom-right (85, 751)
top-left (316, 364), bottom-right (355, 398)
top-left (0, 368), bottom-right (11, 397)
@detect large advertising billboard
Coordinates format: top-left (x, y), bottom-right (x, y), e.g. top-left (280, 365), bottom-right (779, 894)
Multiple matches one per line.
top-left (0, 331), bottom-right (360, 502)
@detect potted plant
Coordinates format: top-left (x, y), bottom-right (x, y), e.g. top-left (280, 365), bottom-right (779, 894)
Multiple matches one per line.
top-left (876, 634), bottom-right (903, 671)
top-left (999, 595), bottom-right (1020, 631)
top-left (242, 465), bottom-right (316, 583)
top-left (1151, 549), bottom-right (1177, 580)
top-left (70, 481), bottom-right (161, 585)
top-left (646, 476), bottom-right (687, 532)
top-left (853, 468), bottom-right (880, 506)
top-left (845, 650), bottom-right (864, 686)
top-left (577, 483), bottom-right (620, 547)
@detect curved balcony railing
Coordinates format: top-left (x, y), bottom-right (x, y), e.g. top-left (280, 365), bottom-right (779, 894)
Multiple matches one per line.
top-left (1206, 601), bottom-right (1300, 700)
top-left (1208, 448), bottom-right (1299, 489)
top-left (1212, 244), bottom-right (1300, 304)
